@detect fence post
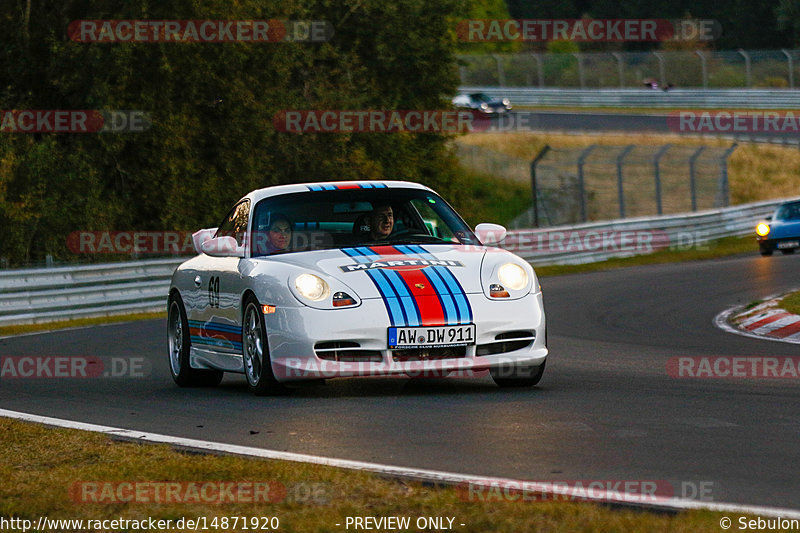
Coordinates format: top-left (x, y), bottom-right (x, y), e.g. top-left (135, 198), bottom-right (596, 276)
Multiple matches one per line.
top-left (696, 50), bottom-right (708, 89)
top-left (653, 144), bottom-right (671, 215)
top-left (688, 146), bottom-right (706, 211)
top-left (616, 145), bottom-right (635, 218)
top-left (653, 52), bottom-right (666, 87)
top-left (573, 52), bottom-right (585, 88)
top-left (612, 52), bottom-right (625, 87)
top-left (492, 54), bottom-right (506, 86)
top-left (783, 49), bottom-right (794, 89)
top-left (738, 49), bottom-right (751, 88)
top-left (577, 145), bottom-right (597, 222)
top-left (530, 145), bottom-right (551, 227)
top-left (719, 143), bottom-right (738, 207)
top-left (531, 53), bottom-right (544, 88)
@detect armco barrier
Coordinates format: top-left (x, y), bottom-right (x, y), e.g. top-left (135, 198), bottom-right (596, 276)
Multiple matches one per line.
top-left (0, 258), bottom-right (182, 327)
top-left (0, 197), bottom-right (794, 326)
top-left (507, 197), bottom-right (798, 266)
top-left (458, 87), bottom-right (800, 109)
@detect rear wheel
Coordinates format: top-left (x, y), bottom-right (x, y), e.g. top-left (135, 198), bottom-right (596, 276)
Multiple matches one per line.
top-left (167, 293), bottom-right (223, 387)
top-left (491, 361), bottom-right (546, 388)
top-left (242, 295), bottom-right (290, 396)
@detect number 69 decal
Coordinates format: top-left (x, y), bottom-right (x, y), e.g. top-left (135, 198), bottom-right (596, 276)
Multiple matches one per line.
top-left (207, 276), bottom-right (220, 308)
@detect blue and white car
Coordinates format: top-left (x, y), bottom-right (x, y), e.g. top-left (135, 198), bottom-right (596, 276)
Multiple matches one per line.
top-left (757, 200), bottom-right (800, 256)
top-left (167, 181), bottom-right (547, 395)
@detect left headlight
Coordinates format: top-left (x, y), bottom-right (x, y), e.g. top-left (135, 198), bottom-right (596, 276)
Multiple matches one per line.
top-left (756, 222), bottom-right (770, 237)
top-left (295, 274), bottom-right (330, 301)
top-left (497, 263), bottom-right (528, 291)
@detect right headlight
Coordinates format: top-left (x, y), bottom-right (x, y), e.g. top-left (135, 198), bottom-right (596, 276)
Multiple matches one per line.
top-left (756, 222), bottom-right (770, 237)
top-left (294, 273), bottom-right (330, 301)
top-left (497, 263), bottom-right (528, 291)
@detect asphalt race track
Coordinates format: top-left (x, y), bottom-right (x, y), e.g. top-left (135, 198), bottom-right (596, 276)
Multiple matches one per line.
top-left (496, 111), bottom-right (800, 143)
top-left (1, 252), bottom-right (799, 509)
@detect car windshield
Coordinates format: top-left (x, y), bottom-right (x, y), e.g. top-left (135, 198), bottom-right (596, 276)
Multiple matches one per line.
top-left (775, 203), bottom-right (800, 221)
top-left (250, 187), bottom-right (480, 257)
top-left (470, 93), bottom-right (492, 102)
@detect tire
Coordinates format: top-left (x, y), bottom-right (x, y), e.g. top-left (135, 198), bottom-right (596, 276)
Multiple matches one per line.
top-left (491, 361), bottom-right (546, 388)
top-left (242, 295), bottom-right (290, 396)
top-left (760, 248), bottom-right (773, 256)
top-left (781, 248), bottom-right (795, 255)
top-left (167, 292), bottom-right (224, 387)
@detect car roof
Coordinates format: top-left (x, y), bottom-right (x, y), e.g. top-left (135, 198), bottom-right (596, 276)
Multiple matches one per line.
top-left (242, 180), bottom-right (434, 204)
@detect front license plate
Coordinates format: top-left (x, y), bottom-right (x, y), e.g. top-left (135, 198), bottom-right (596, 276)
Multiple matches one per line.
top-left (388, 324), bottom-right (476, 349)
top-left (777, 241), bottom-right (799, 249)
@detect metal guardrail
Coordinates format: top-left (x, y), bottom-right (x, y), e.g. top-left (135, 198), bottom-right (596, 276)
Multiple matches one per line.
top-left (0, 197), bottom-right (795, 326)
top-left (0, 258), bottom-right (182, 327)
top-left (506, 197), bottom-right (799, 266)
top-left (458, 87), bottom-right (800, 109)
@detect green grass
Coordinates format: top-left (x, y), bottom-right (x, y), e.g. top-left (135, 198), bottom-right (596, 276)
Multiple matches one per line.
top-left (450, 169), bottom-right (532, 228)
top-left (779, 291), bottom-right (800, 316)
top-left (535, 235), bottom-right (755, 277)
top-left (0, 417), bottom-right (731, 532)
top-left (0, 312), bottom-right (165, 337)
top-left (457, 132), bottom-right (800, 207)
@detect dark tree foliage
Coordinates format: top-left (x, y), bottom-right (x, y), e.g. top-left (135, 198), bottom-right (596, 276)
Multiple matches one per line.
top-left (0, 0), bottom-right (468, 264)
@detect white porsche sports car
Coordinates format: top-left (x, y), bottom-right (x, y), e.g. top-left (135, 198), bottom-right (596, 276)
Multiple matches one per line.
top-left (167, 181), bottom-right (547, 395)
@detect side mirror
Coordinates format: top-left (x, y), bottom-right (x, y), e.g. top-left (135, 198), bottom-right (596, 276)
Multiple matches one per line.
top-left (475, 223), bottom-right (507, 245)
top-left (192, 228), bottom-right (218, 254)
top-left (201, 236), bottom-right (245, 258)
top-left (766, 216), bottom-right (772, 222)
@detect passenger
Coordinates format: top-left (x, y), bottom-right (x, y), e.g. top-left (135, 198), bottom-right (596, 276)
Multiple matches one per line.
top-left (264, 214), bottom-right (292, 254)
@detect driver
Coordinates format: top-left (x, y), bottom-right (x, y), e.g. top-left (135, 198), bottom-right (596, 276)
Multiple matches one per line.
top-left (367, 204), bottom-right (394, 240)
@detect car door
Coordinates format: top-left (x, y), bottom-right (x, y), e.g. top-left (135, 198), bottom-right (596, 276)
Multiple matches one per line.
top-left (192, 199), bottom-right (250, 356)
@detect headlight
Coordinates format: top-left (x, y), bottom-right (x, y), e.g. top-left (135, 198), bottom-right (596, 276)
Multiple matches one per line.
top-left (480, 102), bottom-right (489, 110)
top-left (502, 98), bottom-right (510, 106)
top-left (295, 274), bottom-right (330, 301)
top-left (756, 222), bottom-right (770, 237)
top-left (497, 263), bottom-right (528, 291)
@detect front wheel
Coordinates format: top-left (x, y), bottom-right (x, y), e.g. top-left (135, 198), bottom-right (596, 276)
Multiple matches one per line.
top-left (167, 293), bottom-right (223, 387)
top-left (781, 248), bottom-right (795, 255)
top-left (491, 361), bottom-right (546, 388)
top-left (242, 296), bottom-right (290, 396)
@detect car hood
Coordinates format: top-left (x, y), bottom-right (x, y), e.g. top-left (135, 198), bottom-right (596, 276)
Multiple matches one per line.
top-left (771, 220), bottom-right (800, 239)
top-left (268, 244), bottom-right (490, 299)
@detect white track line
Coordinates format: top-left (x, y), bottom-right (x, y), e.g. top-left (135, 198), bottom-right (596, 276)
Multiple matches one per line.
top-left (1, 408), bottom-right (799, 518)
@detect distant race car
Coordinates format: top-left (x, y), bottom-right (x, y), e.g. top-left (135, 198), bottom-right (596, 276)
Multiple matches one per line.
top-left (452, 92), bottom-right (512, 115)
top-left (168, 181), bottom-right (547, 395)
top-left (756, 199), bottom-right (800, 256)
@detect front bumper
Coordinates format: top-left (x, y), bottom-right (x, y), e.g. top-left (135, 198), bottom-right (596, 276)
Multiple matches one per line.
top-left (758, 236), bottom-right (800, 252)
top-left (266, 291), bottom-right (547, 381)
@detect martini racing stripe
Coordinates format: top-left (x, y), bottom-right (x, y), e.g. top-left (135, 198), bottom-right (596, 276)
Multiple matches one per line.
top-left (188, 320), bottom-right (242, 350)
top-left (342, 247), bottom-right (417, 326)
top-left (396, 244), bottom-right (473, 324)
top-left (368, 245), bottom-right (447, 326)
top-left (307, 182), bottom-right (387, 191)
top-left (341, 245), bottom-right (471, 327)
